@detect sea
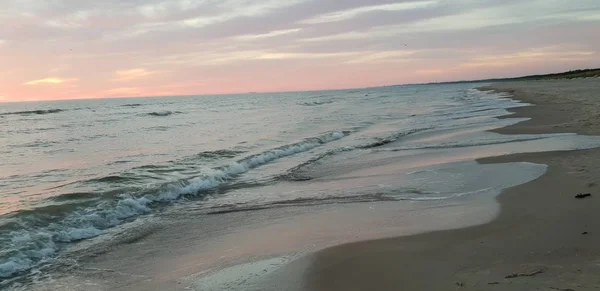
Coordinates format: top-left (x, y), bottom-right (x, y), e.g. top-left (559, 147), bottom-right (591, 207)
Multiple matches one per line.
top-left (1, 83), bottom-right (599, 289)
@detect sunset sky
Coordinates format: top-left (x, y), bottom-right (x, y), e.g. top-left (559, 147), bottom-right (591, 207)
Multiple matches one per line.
top-left (1, 0), bottom-right (599, 102)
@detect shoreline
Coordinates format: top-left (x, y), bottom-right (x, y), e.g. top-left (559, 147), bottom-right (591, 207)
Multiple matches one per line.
top-left (12, 79), bottom-right (600, 291)
top-left (304, 79), bottom-right (600, 290)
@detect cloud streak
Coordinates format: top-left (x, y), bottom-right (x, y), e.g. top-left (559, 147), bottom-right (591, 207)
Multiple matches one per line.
top-left (233, 28), bottom-right (301, 41)
top-left (24, 78), bottom-right (78, 85)
top-left (299, 1), bottom-right (438, 24)
top-left (113, 68), bottom-right (157, 82)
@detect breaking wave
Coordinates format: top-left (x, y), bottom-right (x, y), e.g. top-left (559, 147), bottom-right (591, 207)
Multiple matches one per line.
top-left (0, 131), bottom-right (346, 279)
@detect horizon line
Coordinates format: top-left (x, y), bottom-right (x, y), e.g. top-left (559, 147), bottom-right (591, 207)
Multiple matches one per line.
top-left (2, 67), bottom-right (598, 103)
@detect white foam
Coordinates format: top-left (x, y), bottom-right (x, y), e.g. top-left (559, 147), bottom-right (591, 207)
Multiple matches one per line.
top-left (0, 259), bottom-right (31, 279)
top-left (55, 227), bottom-right (103, 242)
top-left (0, 231), bottom-right (56, 278)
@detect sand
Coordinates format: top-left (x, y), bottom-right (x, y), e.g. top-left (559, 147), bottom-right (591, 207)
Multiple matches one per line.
top-left (304, 78), bottom-right (600, 291)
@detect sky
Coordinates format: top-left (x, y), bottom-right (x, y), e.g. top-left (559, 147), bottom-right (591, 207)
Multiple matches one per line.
top-left (1, 0), bottom-right (599, 102)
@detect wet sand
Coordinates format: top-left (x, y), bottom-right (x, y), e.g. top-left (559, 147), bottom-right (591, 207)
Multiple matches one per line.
top-left (305, 78), bottom-right (600, 291)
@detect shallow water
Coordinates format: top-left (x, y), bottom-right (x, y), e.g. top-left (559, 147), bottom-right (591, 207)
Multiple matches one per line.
top-left (1, 83), bottom-right (599, 283)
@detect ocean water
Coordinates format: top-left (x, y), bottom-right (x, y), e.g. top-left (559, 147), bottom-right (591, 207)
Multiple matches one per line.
top-left (1, 83), bottom-right (599, 284)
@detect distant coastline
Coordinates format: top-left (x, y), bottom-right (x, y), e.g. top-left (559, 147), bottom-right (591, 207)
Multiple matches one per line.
top-left (424, 68), bottom-right (600, 85)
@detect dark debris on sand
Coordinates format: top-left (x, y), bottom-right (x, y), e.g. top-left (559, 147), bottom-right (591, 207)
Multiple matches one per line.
top-left (575, 193), bottom-right (591, 199)
top-left (505, 269), bottom-right (545, 279)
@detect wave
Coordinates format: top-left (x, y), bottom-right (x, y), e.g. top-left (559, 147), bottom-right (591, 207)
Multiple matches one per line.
top-left (0, 109), bottom-right (65, 116)
top-left (357, 127), bottom-right (432, 149)
top-left (279, 128), bottom-right (431, 181)
top-left (0, 131), bottom-right (346, 279)
top-left (50, 149), bottom-right (248, 191)
top-left (205, 187), bottom-right (490, 215)
top-left (206, 193), bottom-right (399, 214)
top-left (279, 146), bottom-right (356, 181)
top-left (120, 103), bottom-right (143, 108)
top-left (298, 100), bottom-right (334, 106)
top-left (147, 111), bottom-right (180, 117)
top-left (194, 149), bottom-right (246, 160)
top-left (134, 149), bottom-right (246, 171)
top-left (85, 175), bottom-right (143, 184)
top-left (382, 134), bottom-right (571, 152)
top-left (11, 140), bottom-right (59, 148)
top-left (50, 192), bottom-right (103, 202)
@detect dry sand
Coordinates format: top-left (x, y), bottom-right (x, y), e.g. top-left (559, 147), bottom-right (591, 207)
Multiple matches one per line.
top-left (304, 78), bottom-right (600, 291)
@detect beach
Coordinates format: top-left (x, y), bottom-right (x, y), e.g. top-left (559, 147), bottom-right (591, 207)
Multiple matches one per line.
top-left (305, 78), bottom-right (600, 291)
top-left (3, 0), bottom-right (600, 289)
top-left (5, 79), bottom-right (600, 291)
